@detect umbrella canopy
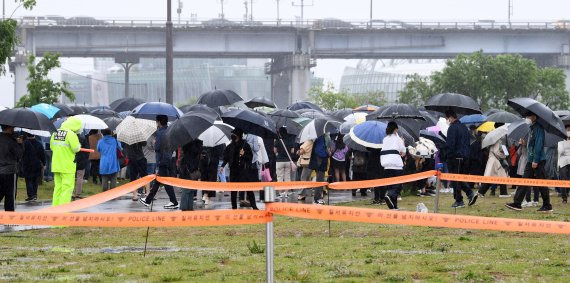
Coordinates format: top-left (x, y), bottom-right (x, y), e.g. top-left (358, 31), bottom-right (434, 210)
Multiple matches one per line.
top-left (31, 103), bottom-right (61, 119)
top-left (425, 93), bottom-right (482, 115)
top-left (117, 111), bottom-right (131, 119)
top-left (53, 103), bottom-right (74, 117)
top-left (343, 112), bottom-right (367, 125)
top-left (73, 114), bottom-right (108, 130)
top-left (477, 122), bottom-right (496, 133)
top-left (508, 97), bottom-right (566, 139)
top-left (354, 104), bottom-right (379, 113)
top-left (367, 103), bottom-right (421, 120)
top-left (419, 110), bottom-right (438, 127)
top-left (199, 121), bottom-right (233, 147)
top-left (376, 117), bottom-right (422, 142)
top-left (268, 109), bottom-right (300, 126)
top-left (221, 108), bottom-right (277, 138)
top-left (554, 110), bottom-right (570, 118)
top-left (197, 89), bottom-right (244, 108)
top-left (297, 118), bottom-right (341, 143)
top-left (116, 116), bottom-right (158, 145)
top-left (481, 125), bottom-right (508, 148)
top-left (90, 109), bottom-right (120, 120)
top-left (435, 117), bottom-right (450, 137)
top-left (87, 105), bottom-right (111, 111)
top-left (69, 105), bottom-right (90, 115)
top-left (483, 108), bottom-right (502, 116)
top-left (285, 117), bottom-right (312, 135)
top-left (460, 114), bottom-right (487, 124)
top-left (103, 117), bottom-right (123, 131)
top-left (0, 108), bottom-right (56, 132)
top-left (131, 102), bottom-right (183, 121)
top-left (348, 121), bottom-right (387, 149)
top-left (178, 104), bottom-right (220, 119)
top-left (287, 101), bottom-right (323, 112)
top-left (508, 119), bottom-right (563, 148)
top-left (419, 130), bottom-right (446, 149)
top-left (163, 111), bottom-right (217, 149)
top-left (331, 108), bottom-right (355, 120)
top-left (110, 97), bottom-right (145, 112)
top-left (245, 97), bottom-right (277, 109)
top-left (343, 134), bottom-right (368, 152)
top-left (486, 111), bottom-right (520, 124)
top-left (409, 138), bottom-right (438, 158)
top-left (562, 115), bottom-right (570, 127)
top-left (339, 121), bottom-right (355, 135)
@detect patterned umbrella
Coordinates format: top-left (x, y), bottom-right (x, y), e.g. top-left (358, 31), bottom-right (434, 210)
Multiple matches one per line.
top-left (116, 116), bottom-right (157, 145)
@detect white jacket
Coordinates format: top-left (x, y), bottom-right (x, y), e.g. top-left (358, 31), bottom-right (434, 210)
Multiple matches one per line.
top-left (381, 134), bottom-right (406, 170)
top-left (558, 140), bottom-right (570, 169)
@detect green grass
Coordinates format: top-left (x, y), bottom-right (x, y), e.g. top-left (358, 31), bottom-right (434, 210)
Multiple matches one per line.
top-left (1, 188), bottom-right (570, 282)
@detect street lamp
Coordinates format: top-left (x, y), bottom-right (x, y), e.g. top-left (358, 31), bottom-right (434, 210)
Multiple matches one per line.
top-left (166, 0), bottom-right (174, 104)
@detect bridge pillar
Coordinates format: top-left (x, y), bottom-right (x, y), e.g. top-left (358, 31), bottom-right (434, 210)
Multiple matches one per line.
top-left (266, 54), bottom-right (316, 108)
top-left (8, 49), bottom-right (30, 106)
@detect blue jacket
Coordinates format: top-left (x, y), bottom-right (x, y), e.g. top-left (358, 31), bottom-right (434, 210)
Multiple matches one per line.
top-left (446, 120), bottom-right (470, 161)
top-left (154, 127), bottom-right (173, 167)
top-left (97, 135), bottom-right (122, 175)
top-left (527, 123), bottom-right (546, 163)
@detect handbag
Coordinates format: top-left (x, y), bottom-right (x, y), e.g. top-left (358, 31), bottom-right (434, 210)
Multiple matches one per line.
top-left (261, 165), bottom-right (272, 182)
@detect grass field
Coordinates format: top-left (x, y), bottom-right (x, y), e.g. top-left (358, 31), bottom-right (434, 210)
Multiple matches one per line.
top-left (2, 181), bottom-right (570, 282)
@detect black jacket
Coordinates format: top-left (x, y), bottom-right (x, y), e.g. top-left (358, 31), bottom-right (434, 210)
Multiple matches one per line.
top-left (75, 135), bottom-right (91, 171)
top-left (446, 120), bottom-right (470, 161)
top-left (0, 133), bottom-right (24, 174)
top-left (22, 138), bottom-right (45, 177)
top-left (222, 140), bottom-right (253, 180)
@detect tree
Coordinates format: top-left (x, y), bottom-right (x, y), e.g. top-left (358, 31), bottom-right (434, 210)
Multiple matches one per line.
top-left (0, 0), bottom-right (36, 74)
top-left (309, 82), bottom-right (386, 111)
top-left (398, 51), bottom-right (570, 111)
top-left (16, 52), bottom-right (74, 107)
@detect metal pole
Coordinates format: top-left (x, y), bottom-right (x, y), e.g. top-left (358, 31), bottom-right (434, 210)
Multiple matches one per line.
top-left (369, 0), bottom-right (372, 27)
top-left (3, 0), bottom-right (5, 20)
top-left (220, 0), bottom-right (225, 19)
top-left (276, 0), bottom-right (280, 25)
top-left (250, 0), bottom-right (253, 21)
top-left (124, 63), bottom-right (131, 98)
top-left (433, 164), bottom-right (443, 213)
top-left (301, 0), bottom-right (304, 23)
top-left (166, 0), bottom-right (174, 104)
top-left (264, 186), bottom-right (275, 283)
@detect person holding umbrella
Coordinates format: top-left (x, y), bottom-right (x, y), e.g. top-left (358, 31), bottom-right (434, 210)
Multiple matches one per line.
top-left (50, 117), bottom-right (82, 206)
top-left (0, 125), bottom-right (24, 211)
top-left (506, 112), bottom-right (552, 212)
top-left (381, 122), bottom-right (406, 210)
top-left (445, 110), bottom-right (476, 208)
top-left (22, 133), bottom-right (45, 202)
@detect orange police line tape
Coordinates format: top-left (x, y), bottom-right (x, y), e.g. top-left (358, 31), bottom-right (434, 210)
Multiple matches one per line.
top-left (440, 173), bottom-right (570, 188)
top-left (328, 171), bottom-right (437, 190)
top-left (156, 177), bottom-right (328, 192)
top-left (266, 203), bottom-right (570, 235)
top-left (0, 210), bottom-right (271, 227)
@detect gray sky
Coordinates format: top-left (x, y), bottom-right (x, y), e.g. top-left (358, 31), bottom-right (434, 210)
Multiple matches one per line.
top-left (2, 0), bottom-right (570, 107)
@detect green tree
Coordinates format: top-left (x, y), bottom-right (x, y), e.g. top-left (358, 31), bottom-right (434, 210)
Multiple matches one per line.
top-left (399, 51), bottom-right (570, 111)
top-left (0, 0), bottom-right (36, 74)
top-left (309, 82), bottom-right (386, 111)
top-left (397, 74), bottom-right (433, 107)
top-left (16, 52), bottom-right (74, 107)
top-left (353, 91), bottom-right (386, 107)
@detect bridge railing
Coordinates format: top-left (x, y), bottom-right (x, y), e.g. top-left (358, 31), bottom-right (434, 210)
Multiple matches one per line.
top-left (16, 17), bottom-right (570, 30)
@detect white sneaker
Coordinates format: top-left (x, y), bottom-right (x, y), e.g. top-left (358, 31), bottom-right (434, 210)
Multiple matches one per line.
top-left (163, 202), bottom-right (179, 209)
top-left (521, 201), bottom-right (532, 208)
top-left (397, 196), bottom-right (402, 201)
top-left (531, 201), bottom-right (539, 207)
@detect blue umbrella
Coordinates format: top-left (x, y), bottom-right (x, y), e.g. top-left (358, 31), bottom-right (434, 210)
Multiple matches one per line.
top-left (131, 102), bottom-right (183, 121)
top-left (348, 121), bottom-right (387, 149)
top-left (31, 103), bottom-right (61, 119)
top-left (460, 114), bottom-right (487, 124)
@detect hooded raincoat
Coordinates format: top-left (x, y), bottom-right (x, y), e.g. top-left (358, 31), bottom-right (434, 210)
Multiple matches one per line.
top-left (50, 117), bottom-right (82, 206)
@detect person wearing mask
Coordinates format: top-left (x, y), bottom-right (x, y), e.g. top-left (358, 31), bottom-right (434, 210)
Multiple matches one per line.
top-left (470, 136), bottom-right (509, 206)
top-left (381, 122), bottom-right (406, 210)
top-left (123, 140), bottom-right (148, 201)
top-left (22, 133), bottom-right (45, 202)
top-left (0, 125), bottom-right (24, 211)
top-left (73, 133), bottom-right (90, 199)
top-left (275, 127), bottom-right (295, 198)
top-left (97, 129), bottom-right (122, 191)
top-left (140, 115), bottom-right (179, 209)
top-left (506, 112), bottom-right (552, 212)
top-left (557, 125), bottom-right (570, 204)
top-left (50, 117), bottom-right (82, 206)
top-left (88, 130), bottom-right (102, 185)
top-left (299, 134), bottom-right (329, 205)
top-left (445, 110), bottom-right (475, 208)
top-left (220, 128), bottom-right (258, 210)
top-left (179, 139), bottom-right (205, 211)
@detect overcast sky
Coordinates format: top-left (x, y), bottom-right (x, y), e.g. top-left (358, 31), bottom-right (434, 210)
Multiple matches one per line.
top-left (2, 0), bottom-right (570, 107)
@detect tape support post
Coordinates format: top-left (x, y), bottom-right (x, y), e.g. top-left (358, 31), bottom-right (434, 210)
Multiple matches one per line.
top-left (266, 203), bottom-right (570, 235)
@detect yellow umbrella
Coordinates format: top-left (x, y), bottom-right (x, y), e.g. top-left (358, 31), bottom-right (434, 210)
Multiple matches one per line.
top-left (477, 121), bottom-right (495, 133)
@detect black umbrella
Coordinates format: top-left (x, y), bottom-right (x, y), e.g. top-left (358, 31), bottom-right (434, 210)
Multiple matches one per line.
top-left (245, 97), bottom-right (277, 109)
top-left (87, 105), bottom-right (111, 111)
top-left (343, 134), bottom-right (368, 152)
top-left (53, 103), bottom-right (74, 118)
top-left (508, 98), bottom-right (566, 139)
top-left (554, 110), bottom-right (570, 118)
top-left (425, 93), bottom-right (482, 115)
top-left (221, 109), bottom-right (277, 138)
top-left (485, 111), bottom-right (520, 124)
top-left (298, 109), bottom-right (328, 119)
top-left (562, 115), bottom-right (570, 127)
top-left (420, 130), bottom-right (446, 149)
top-left (0, 108), bottom-right (56, 132)
top-left (367, 103), bottom-right (422, 120)
top-left (419, 110), bottom-right (438, 127)
top-left (197, 89), bottom-right (244, 108)
top-left (110, 97), bottom-right (145, 112)
top-left (179, 104), bottom-right (220, 120)
top-left (163, 111), bottom-right (217, 150)
top-left (376, 115), bottom-right (425, 142)
top-left (483, 108), bottom-right (502, 116)
top-left (103, 117), bottom-right (124, 131)
top-left (90, 109), bottom-right (120, 120)
top-left (69, 105), bottom-right (90, 115)
top-left (331, 108), bottom-right (355, 120)
top-left (507, 119), bottom-right (562, 148)
top-left (287, 101), bottom-right (323, 112)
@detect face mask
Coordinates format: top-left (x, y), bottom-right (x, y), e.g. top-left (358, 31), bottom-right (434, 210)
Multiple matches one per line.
top-left (525, 118), bottom-right (532, 125)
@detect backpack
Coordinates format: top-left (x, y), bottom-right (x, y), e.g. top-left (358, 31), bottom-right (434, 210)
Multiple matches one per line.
top-left (353, 151), bottom-right (366, 167)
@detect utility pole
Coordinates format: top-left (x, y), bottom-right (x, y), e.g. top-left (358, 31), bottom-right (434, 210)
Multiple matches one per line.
top-left (3, 0), bottom-right (5, 20)
top-left (369, 0), bottom-right (373, 26)
top-left (250, 0), bottom-right (254, 21)
top-left (166, 0), bottom-right (174, 104)
top-left (508, 0), bottom-right (513, 24)
top-left (177, 0), bottom-right (183, 25)
top-left (244, 1), bottom-right (248, 21)
top-left (276, 0), bottom-right (280, 25)
top-left (220, 0), bottom-right (225, 20)
top-left (292, 0), bottom-right (313, 24)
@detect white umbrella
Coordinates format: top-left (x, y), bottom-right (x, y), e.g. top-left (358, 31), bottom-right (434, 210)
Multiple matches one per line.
top-left (116, 116), bottom-right (157, 145)
top-left (298, 118), bottom-right (341, 143)
top-left (482, 125), bottom-right (509, 149)
top-left (74, 114), bottom-right (108, 130)
top-left (436, 117), bottom-right (449, 137)
top-left (409, 137), bottom-right (438, 157)
top-left (16, 128), bottom-right (52, 137)
top-left (199, 121), bottom-right (233, 147)
top-left (343, 112), bottom-right (367, 125)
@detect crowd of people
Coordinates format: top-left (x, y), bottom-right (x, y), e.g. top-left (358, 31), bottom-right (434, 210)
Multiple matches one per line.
top-left (0, 106), bottom-right (569, 214)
